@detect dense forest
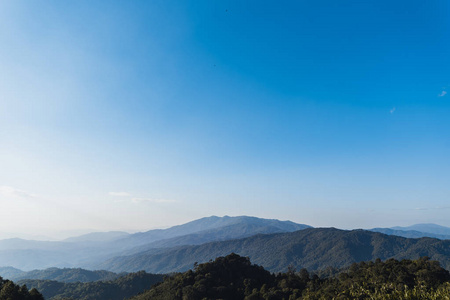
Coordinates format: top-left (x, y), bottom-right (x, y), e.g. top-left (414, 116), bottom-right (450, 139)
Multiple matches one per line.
top-left (131, 253), bottom-right (450, 300)
top-left (8, 253), bottom-right (450, 299)
top-left (0, 276), bottom-right (43, 300)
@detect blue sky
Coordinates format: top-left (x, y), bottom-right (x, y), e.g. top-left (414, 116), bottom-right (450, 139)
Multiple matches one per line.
top-left (0, 0), bottom-right (449, 239)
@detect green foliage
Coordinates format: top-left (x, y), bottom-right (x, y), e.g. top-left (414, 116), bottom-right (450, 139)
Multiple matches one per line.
top-left (0, 276), bottom-right (44, 300)
top-left (132, 253), bottom-right (276, 300)
top-left (19, 271), bottom-right (163, 300)
top-left (130, 254), bottom-right (450, 300)
top-left (304, 257), bottom-right (450, 299)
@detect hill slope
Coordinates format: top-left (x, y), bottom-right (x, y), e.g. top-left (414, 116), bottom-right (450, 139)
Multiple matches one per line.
top-left (119, 219), bottom-right (311, 256)
top-left (392, 223), bottom-right (450, 236)
top-left (111, 215), bottom-right (310, 251)
top-left (98, 228), bottom-right (450, 274)
top-left (370, 227), bottom-right (450, 240)
top-left (0, 267), bottom-right (121, 283)
top-left (131, 253), bottom-right (450, 300)
top-left (0, 216), bottom-right (310, 270)
top-left (0, 267), bottom-right (25, 279)
top-left (19, 271), bottom-right (163, 300)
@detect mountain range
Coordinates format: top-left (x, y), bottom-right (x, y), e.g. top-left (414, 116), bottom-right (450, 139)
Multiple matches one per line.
top-left (97, 227), bottom-right (450, 274)
top-left (0, 266), bottom-right (122, 283)
top-left (369, 223), bottom-right (450, 240)
top-left (19, 271), bottom-right (164, 300)
top-left (0, 216), bottom-right (310, 271)
top-left (1, 215), bottom-right (450, 279)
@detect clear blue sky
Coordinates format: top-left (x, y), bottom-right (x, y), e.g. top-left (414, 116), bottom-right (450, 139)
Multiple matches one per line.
top-left (0, 0), bottom-right (449, 239)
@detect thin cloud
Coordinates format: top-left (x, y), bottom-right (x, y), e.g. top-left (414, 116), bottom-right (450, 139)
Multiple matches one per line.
top-left (438, 91), bottom-right (447, 97)
top-left (414, 206), bottom-right (450, 211)
top-left (109, 192), bottom-right (131, 197)
top-left (390, 107), bottom-right (396, 114)
top-left (0, 186), bottom-right (36, 198)
top-left (131, 198), bottom-right (177, 204)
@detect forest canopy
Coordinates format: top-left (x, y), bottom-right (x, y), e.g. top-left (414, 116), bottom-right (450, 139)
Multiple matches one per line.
top-left (131, 253), bottom-right (450, 300)
top-left (0, 276), bottom-right (44, 300)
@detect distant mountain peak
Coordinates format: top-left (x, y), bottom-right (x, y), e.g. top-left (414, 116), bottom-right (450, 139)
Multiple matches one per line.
top-left (370, 223), bottom-right (450, 240)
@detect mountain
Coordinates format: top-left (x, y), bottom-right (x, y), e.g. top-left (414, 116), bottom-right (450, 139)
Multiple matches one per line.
top-left (370, 228), bottom-right (450, 240)
top-left (369, 223), bottom-right (450, 240)
top-left (0, 266), bottom-right (25, 279)
top-left (0, 267), bottom-right (122, 283)
top-left (131, 253), bottom-right (276, 300)
top-left (97, 228), bottom-right (450, 274)
top-left (130, 253), bottom-right (450, 300)
top-left (110, 215), bottom-right (310, 251)
top-left (0, 216), bottom-right (311, 270)
top-left (391, 223), bottom-right (450, 236)
top-left (19, 271), bottom-right (164, 300)
top-left (116, 217), bottom-right (311, 256)
top-left (0, 249), bottom-right (75, 270)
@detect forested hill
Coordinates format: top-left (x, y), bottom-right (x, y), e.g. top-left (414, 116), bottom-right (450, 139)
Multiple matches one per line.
top-left (19, 271), bottom-right (163, 300)
top-left (130, 253), bottom-right (450, 300)
top-left (99, 227), bottom-right (450, 274)
top-left (0, 276), bottom-right (43, 300)
top-left (0, 267), bottom-right (122, 283)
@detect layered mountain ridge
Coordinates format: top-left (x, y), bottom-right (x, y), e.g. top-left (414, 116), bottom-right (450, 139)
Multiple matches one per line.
top-left (0, 216), bottom-right (310, 271)
top-left (1, 216), bottom-right (450, 278)
top-left (97, 227), bottom-right (450, 274)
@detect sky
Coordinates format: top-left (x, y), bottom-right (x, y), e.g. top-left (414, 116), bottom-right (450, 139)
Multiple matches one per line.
top-left (0, 0), bottom-right (449, 239)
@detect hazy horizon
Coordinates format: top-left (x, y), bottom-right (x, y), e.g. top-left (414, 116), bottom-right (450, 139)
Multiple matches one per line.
top-left (1, 1), bottom-right (449, 239)
top-left (1, 214), bottom-right (449, 242)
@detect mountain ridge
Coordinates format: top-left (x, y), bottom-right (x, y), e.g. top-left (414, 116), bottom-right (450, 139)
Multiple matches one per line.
top-left (0, 267), bottom-right (123, 283)
top-left (97, 227), bottom-right (450, 274)
top-left (0, 216), bottom-right (311, 270)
